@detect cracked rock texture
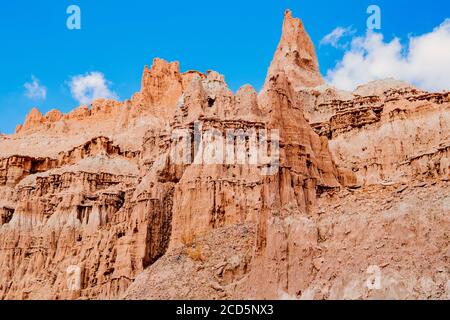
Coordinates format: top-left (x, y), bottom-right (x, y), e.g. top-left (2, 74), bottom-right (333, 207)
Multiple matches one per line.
top-left (0, 10), bottom-right (448, 300)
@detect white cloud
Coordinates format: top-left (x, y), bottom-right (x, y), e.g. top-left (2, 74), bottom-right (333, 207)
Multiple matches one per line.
top-left (24, 76), bottom-right (47, 100)
top-left (326, 19), bottom-right (450, 92)
top-left (320, 26), bottom-right (356, 48)
top-left (69, 72), bottom-right (118, 105)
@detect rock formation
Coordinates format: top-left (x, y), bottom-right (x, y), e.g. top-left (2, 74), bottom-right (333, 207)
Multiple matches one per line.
top-left (0, 10), bottom-right (448, 300)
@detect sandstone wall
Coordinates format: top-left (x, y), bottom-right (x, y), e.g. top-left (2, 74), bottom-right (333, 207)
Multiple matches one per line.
top-left (0, 9), bottom-right (448, 300)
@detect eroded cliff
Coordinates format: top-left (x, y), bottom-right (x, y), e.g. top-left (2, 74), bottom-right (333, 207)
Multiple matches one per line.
top-left (0, 10), bottom-right (448, 300)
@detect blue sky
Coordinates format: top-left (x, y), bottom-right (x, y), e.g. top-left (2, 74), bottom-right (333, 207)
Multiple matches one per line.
top-left (0, 0), bottom-right (449, 133)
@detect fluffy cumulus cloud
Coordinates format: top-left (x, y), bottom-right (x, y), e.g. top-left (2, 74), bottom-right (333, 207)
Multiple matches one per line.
top-left (24, 76), bottom-right (47, 100)
top-left (320, 26), bottom-right (356, 48)
top-left (325, 19), bottom-right (450, 92)
top-left (69, 72), bottom-right (118, 105)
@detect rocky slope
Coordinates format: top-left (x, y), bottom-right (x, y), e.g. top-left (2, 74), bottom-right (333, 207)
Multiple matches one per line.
top-left (0, 10), bottom-right (448, 300)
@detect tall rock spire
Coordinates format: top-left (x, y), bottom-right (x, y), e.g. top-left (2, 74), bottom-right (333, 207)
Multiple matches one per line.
top-left (263, 9), bottom-right (324, 89)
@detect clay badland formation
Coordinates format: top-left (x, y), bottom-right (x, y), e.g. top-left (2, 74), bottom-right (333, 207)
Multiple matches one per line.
top-left (0, 10), bottom-right (449, 300)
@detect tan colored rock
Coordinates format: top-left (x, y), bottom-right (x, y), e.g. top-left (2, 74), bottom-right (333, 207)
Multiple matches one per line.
top-left (263, 10), bottom-right (324, 91)
top-left (235, 85), bottom-right (261, 119)
top-left (44, 109), bottom-right (63, 123)
top-left (65, 105), bottom-right (91, 120)
top-left (304, 81), bottom-right (450, 186)
top-left (133, 58), bottom-right (204, 120)
top-left (135, 59), bottom-right (183, 117)
top-left (0, 9), bottom-right (448, 301)
top-left (20, 108), bottom-right (44, 132)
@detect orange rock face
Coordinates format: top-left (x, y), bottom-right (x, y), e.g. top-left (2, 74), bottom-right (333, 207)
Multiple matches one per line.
top-left (263, 10), bottom-right (324, 91)
top-left (131, 58), bottom-right (205, 120)
top-left (0, 10), bottom-right (448, 300)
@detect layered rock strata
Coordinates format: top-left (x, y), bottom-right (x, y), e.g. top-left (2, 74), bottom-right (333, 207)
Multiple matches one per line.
top-left (0, 10), bottom-right (448, 300)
